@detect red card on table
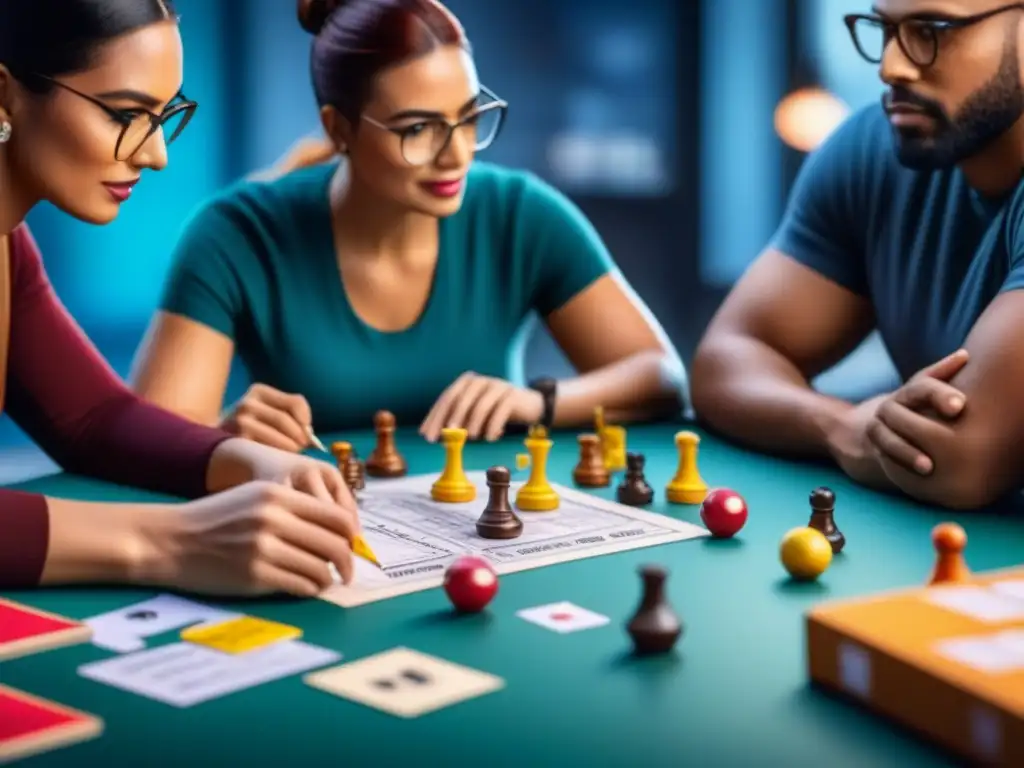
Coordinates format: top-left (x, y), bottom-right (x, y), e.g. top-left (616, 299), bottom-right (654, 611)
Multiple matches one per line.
top-left (0, 599), bottom-right (92, 661)
top-left (0, 685), bottom-right (103, 761)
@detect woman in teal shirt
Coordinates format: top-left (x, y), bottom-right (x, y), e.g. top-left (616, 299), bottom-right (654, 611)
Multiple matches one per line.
top-left (131, 0), bottom-right (687, 451)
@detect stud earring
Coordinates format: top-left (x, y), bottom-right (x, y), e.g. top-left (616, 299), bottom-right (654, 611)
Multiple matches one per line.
top-left (0, 120), bottom-right (10, 144)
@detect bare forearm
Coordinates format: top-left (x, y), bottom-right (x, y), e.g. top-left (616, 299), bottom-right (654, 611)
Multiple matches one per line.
top-left (691, 337), bottom-right (852, 457)
top-left (552, 350), bottom-right (685, 427)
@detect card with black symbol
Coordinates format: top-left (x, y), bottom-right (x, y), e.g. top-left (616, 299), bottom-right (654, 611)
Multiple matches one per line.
top-left (303, 647), bottom-right (505, 717)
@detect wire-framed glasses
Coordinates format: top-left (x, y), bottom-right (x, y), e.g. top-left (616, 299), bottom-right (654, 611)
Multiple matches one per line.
top-left (362, 84), bottom-right (508, 166)
top-left (844, 3), bottom-right (1024, 68)
top-left (34, 74), bottom-right (197, 161)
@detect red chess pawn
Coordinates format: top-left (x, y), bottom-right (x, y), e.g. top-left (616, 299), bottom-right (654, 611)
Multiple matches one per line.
top-left (928, 523), bottom-right (970, 585)
top-left (699, 488), bottom-right (748, 538)
top-left (444, 556), bottom-right (498, 613)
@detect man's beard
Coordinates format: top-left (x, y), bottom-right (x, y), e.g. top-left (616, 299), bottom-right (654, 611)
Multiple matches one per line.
top-left (887, 38), bottom-right (1024, 170)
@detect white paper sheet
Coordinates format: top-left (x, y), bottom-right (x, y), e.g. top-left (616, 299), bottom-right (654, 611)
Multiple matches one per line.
top-left (85, 594), bottom-right (240, 653)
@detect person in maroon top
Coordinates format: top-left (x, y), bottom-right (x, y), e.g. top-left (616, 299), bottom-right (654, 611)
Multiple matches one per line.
top-left (0, 0), bottom-right (361, 596)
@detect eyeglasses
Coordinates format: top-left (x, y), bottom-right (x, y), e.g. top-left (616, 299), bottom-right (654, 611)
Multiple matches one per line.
top-left (845, 3), bottom-right (1024, 69)
top-left (34, 75), bottom-right (197, 161)
top-left (362, 84), bottom-right (508, 166)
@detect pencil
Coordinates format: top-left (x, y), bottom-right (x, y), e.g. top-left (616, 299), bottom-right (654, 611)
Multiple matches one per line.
top-left (306, 426), bottom-right (328, 453)
top-left (352, 535), bottom-right (381, 568)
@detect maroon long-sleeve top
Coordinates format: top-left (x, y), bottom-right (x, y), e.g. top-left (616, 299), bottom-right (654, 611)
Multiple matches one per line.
top-left (0, 224), bottom-right (233, 588)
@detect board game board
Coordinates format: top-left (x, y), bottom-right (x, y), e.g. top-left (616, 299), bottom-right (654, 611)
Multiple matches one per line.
top-left (320, 471), bottom-right (707, 607)
top-left (806, 566), bottom-right (1024, 766)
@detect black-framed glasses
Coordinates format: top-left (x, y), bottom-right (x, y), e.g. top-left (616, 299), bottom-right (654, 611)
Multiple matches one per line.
top-left (34, 75), bottom-right (197, 161)
top-left (845, 3), bottom-right (1024, 68)
top-left (362, 84), bottom-right (508, 166)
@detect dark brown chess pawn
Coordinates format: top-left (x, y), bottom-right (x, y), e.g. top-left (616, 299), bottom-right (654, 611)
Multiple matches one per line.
top-left (573, 434), bottom-right (610, 487)
top-left (330, 441), bottom-right (352, 472)
top-left (344, 453), bottom-right (366, 492)
top-left (366, 410), bottom-right (407, 478)
top-left (476, 466), bottom-right (523, 539)
top-left (616, 453), bottom-right (653, 506)
top-left (627, 564), bottom-right (683, 655)
top-left (807, 486), bottom-right (844, 554)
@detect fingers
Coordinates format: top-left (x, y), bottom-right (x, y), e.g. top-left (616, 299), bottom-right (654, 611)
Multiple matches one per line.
top-left (868, 399), bottom-right (954, 474)
top-left (291, 463), bottom-right (358, 515)
top-left (249, 556), bottom-right (324, 598)
top-left (420, 373), bottom-right (475, 442)
top-left (269, 514), bottom-right (355, 585)
top-left (894, 377), bottom-right (966, 418)
top-left (269, 483), bottom-right (359, 542)
top-left (866, 417), bottom-right (932, 475)
top-left (462, 382), bottom-right (511, 440)
top-left (482, 391), bottom-right (516, 441)
top-left (234, 413), bottom-right (304, 452)
top-left (919, 348), bottom-right (969, 381)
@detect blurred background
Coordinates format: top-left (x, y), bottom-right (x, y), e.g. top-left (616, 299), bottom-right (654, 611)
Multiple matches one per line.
top-left (0, 0), bottom-right (899, 478)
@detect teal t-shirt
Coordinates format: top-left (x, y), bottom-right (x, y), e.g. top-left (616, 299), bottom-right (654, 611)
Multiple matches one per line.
top-left (159, 161), bottom-right (613, 430)
top-left (771, 103), bottom-right (1024, 382)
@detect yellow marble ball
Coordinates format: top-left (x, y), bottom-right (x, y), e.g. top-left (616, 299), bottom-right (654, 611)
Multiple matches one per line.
top-left (779, 526), bottom-right (833, 580)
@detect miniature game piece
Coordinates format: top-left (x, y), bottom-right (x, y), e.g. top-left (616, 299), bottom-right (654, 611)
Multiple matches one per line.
top-left (779, 526), bottom-right (833, 580)
top-left (626, 564), bottom-right (682, 655)
top-left (666, 430), bottom-right (709, 504)
top-left (699, 488), bottom-right (748, 538)
top-left (343, 452), bottom-right (366, 492)
top-left (330, 440), bottom-right (351, 471)
top-left (515, 425), bottom-right (559, 511)
top-left (365, 410), bottom-right (407, 477)
top-left (475, 466), bottom-right (523, 539)
top-left (928, 522), bottom-right (970, 585)
top-left (616, 452), bottom-right (654, 506)
top-left (431, 427), bottom-right (476, 503)
top-left (807, 486), bottom-right (844, 553)
top-left (572, 433), bottom-right (610, 487)
top-left (594, 406), bottom-right (627, 470)
top-left (443, 556), bottom-right (498, 613)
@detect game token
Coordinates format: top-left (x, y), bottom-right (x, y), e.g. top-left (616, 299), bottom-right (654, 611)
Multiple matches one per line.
top-left (666, 430), bottom-right (708, 504)
top-left (443, 556), bottom-right (498, 613)
top-left (807, 486), bottom-right (844, 553)
top-left (779, 526), bottom-right (832, 580)
top-left (626, 564), bottom-right (682, 654)
top-left (699, 488), bottom-right (748, 538)
top-left (366, 410), bottom-right (407, 477)
top-left (515, 425), bottom-right (559, 511)
top-left (616, 452), bottom-right (654, 506)
top-left (928, 522), bottom-right (970, 585)
top-left (475, 466), bottom-right (523, 539)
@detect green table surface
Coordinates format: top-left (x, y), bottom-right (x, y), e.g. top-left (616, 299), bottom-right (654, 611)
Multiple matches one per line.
top-left (2, 423), bottom-right (1019, 767)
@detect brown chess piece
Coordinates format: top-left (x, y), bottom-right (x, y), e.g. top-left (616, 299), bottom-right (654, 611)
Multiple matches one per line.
top-left (616, 453), bottom-right (653, 506)
top-left (366, 410), bottom-right (407, 478)
top-left (626, 564), bottom-right (682, 655)
top-left (330, 441), bottom-right (352, 472)
top-left (573, 433), bottom-right (609, 487)
top-left (344, 452), bottom-right (366, 492)
top-left (475, 466), bottom-right (523, 539)
top-left (807, 486), bottom-right (844, 554)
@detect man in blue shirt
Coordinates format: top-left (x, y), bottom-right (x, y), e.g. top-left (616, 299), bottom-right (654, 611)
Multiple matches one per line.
top-left (691, 0), bottom-right (1024, 510)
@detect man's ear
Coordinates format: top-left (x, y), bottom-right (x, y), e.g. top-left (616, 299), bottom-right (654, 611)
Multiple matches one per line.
top-left (320, 105), bottom-right (353, 155)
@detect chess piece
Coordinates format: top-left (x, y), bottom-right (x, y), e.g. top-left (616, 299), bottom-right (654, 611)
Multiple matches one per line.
top-left (366, 410), bottom-right (407, 478)
top-left (616, 453), bottom-right (653, 506)
top-left (928, 522), bottom-right (970, 585)
top-left (475, 466), bottom-right (523, 539)
top-left (572, 433), bottom-right (610, 487)
top-left (807, 486), bottom-right (844, 554)
top-left (665, 431), bottom-right (708, 504)
top-left (431, 427), bottom-right (476, 503)
top-left (330, 440), bottom-right (352, 472)
top-left (515, 425), bottom-right (559, 511)
top-left (627, 564), bottom-right (682, 655)
top-left (344, 452), bottom-right (366, 492)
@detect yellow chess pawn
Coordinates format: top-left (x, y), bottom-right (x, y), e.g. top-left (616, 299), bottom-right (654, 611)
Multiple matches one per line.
top-left (666, 430), bottom-right (708, 504)
top-left (600, 425), bottom-right (627, 471)
top-left (515, 426), bottom-right (559, 511)
top-left (431, 427), bottom-right (476, 503)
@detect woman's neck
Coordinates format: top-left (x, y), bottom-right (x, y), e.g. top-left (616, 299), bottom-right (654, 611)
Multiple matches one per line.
top-left (0, 153), bottom-right (35, 236)
top-left (328, 164), bottom-right (437, 261)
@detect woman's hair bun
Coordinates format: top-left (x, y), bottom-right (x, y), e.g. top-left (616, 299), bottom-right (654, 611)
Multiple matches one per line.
top-left (297, 0), bottom-right (347, 34)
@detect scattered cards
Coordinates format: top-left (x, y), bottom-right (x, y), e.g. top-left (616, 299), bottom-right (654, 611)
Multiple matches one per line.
top-left (516, 601), bottom-right (610, 634)
top-left (0, 685), bottom-right (102, 762)
top-left (180, 616), bottom-right (301, 654)
top-left (78, 640), bottom-right (340, 708)
top-left (0, 599), bottom-right (92, 661)
top-left (85, 594), bottom-right (239, 653)
top-left (305, 647), bottom-right (504, 718)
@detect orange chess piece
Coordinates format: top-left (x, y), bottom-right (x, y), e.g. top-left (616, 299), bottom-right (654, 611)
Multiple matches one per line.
top-left (365, 410), bottom-right (407, 478)
top-left (928, 522), bottom-right (971, 585)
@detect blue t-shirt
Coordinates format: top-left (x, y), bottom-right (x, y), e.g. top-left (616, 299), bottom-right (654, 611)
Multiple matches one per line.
top-left (771, 104), bottom-right (1024, 381)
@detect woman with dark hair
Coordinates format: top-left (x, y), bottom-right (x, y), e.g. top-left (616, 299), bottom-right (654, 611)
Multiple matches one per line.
top-left (132, 0), bottom-right (688, 451)
top-left (0, 0), bottom-right (360, 594)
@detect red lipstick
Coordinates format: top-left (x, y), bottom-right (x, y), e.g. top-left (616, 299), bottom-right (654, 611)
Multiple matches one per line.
top-left (420, 178), bottom-right (463, 198)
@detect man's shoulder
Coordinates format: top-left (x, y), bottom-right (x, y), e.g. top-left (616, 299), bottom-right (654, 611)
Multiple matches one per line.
top-left (804, 102), bottom-right (895, 183)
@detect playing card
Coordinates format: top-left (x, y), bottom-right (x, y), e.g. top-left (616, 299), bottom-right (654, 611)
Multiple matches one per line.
top-left (304, 647), bottom-right (504, 718)
top-left (78, 640), bottom-right (340, 708)
top-left (0, 599), bottom-right (92, 661)
top-left (180, 616), bottom-right (302, 654)
top-left (515, 601), bottom-right (610, 633)
top-left (0, 684), bottom-right (103, 762)
top-left (85, 594), bottom-right (239, 653)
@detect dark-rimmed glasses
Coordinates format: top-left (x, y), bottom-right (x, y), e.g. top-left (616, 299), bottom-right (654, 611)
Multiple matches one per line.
top-left (845, 3), bottom-right (1024, 68)
top-left (362, 84), bottom-right (508, 166)
top-left (34, 74), bottom-right (197, 161)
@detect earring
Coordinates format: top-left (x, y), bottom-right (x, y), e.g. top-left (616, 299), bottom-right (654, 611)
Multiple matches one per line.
top-left (0, 120), bottom-right (10, 144)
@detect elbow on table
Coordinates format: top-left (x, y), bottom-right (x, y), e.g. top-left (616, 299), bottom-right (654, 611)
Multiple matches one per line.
top-left (689, 342), bottom-right (730, 424)
top-left (928, 444), bottom-right (1013, 511)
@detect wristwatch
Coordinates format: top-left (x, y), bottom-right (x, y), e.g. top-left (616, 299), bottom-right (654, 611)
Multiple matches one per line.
top-left (527, 377), bottom-right (558, 429)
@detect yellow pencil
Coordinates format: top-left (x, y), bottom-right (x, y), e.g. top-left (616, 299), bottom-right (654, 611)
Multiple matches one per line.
top-left (353, 535), bottom-right (381, 568)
